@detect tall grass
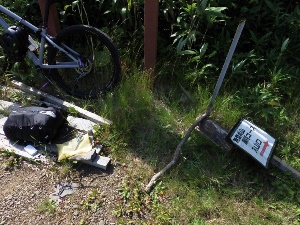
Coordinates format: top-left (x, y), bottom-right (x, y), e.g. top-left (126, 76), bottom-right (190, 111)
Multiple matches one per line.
top-left (2, 1), bottom-right (300, 224)
top-left (90, 63), bottom-right (300, 224)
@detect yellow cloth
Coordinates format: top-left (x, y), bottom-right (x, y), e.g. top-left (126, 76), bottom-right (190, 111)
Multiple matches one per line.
top-left (57, 133), bottom-right (93, 162)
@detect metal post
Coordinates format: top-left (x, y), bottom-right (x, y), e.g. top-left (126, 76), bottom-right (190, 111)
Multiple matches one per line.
top-left (206, 20), bottom-right (246, 115)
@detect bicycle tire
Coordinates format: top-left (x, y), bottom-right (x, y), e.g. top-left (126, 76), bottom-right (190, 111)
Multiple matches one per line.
top-left (47, 25), bottom-right (121, 99)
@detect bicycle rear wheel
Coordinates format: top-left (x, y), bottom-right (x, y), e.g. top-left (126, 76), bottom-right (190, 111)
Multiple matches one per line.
top-left (47, 25), bottom-right (121, 99)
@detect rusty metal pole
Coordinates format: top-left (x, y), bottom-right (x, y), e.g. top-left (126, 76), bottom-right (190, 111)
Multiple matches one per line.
top-left (144, 0), bottom-right (159, 78)
top-left (38, 0), bottom-right (61, 36)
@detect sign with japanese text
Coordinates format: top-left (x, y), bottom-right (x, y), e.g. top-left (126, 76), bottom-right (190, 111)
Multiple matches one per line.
top-left (228, 119), bottom-right (276, 168)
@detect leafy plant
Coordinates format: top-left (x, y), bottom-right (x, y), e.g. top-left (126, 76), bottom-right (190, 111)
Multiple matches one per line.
top-left (68, 106), bottom-right (79, 117)
top-left (54, 159), bottom-right (76, 180)
top-left (82, 189), bottom-right (103, 212)
top-left (9, 91), bottom-right (25, 103)
top-left (171, 1), bottom-right (228, 54)
top-left (3, 1), bottom-right (300, 224)
top-left (0, 149), bottom-right (25, 171)
top-left (38, 198), bottom-right (56, 214)
top-left (234, 83), bottom-right (282, 121)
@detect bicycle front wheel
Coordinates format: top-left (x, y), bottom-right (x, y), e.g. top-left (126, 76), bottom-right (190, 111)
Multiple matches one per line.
top-left (48, 25), bottom-right (121, 99)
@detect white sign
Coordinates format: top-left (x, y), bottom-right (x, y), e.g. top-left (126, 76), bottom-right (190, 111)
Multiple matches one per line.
top-left (228, 119), bottom-right (276, 168)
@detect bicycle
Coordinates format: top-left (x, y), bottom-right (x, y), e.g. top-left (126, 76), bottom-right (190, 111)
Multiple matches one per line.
top-left (0, 0), bottom-right (121, 99)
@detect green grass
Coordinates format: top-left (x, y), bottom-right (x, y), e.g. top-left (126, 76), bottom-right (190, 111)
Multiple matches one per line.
top-left (2, 1), bottom-right (300, 223)
top-left (38, 199), bottom-right (57, 214)
top-left (3, 51), bottom-right (300, 224)
top-left (89, 68), bottom-right (300, 224)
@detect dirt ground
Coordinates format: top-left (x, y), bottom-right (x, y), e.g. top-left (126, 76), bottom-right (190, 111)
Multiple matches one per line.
top-left (0, 85), bottom-right (142, 225)
top-left (0, 155), bottom-right (127, 225)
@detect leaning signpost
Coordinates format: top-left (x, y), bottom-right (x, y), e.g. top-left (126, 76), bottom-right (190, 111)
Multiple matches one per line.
top-left (197, 117), bottom-right (300, 181)
top-left (145, 20), bottom-right (300, 193)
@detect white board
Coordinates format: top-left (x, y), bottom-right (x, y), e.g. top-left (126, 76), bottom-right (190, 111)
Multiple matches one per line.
top-left (228, 119), bottom-right (276, 168)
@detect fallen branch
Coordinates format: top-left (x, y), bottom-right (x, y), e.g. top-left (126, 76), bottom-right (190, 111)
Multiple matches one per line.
top-left (145, 112), bottom-right (208, 193)
top-left (145, 22), bottom-right (247, 193)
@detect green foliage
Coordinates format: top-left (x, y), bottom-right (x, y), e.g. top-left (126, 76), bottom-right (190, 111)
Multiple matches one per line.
top-left (82, 189), bottom-right (103, 212)
top-left (68, 106), bottom-right (79, 117)
top-left (0, 151), bottom-right (21, 171)
top-left (104, 71), bottom-right (154, 135)
top-left (38, 198), bottom-right (56, 214)
top-left (1, 0), bottom-right (31, 14)
top-left (1, 0), bottom-right (41, 25)
top-left (4, 1), bottom-right (300, 224)
top-left (171, 1), bottom-right (228, 53)
top-left (57, 0), bottom-right (144, 34)
top-left (234, 83), bottom-right (283, 121)
top-left (114, 177), bottom-right (175, 224)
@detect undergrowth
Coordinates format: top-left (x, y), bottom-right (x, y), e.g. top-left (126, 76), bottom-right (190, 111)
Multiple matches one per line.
top-left (93, 68), bottom-right (300, 224)
top-left (1, 0), bottom-right (300, 224)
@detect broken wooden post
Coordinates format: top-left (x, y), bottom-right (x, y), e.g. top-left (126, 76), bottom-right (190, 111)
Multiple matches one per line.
top-left (196, 117), bottom-right (233, 151)
top-left (144, 0), bottom-right (159, 78)
top-left (38, 0), bottom-right (61, 36)
top-left (197, 119), bottom-right (300, 181)
top-left (146, 114), bottom-right (300, 192)
top-left (271, 156), bottom-right (300, 181)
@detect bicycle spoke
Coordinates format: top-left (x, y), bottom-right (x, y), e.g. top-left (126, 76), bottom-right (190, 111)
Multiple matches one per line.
top-left (47, 25), bottom-right (120, 99)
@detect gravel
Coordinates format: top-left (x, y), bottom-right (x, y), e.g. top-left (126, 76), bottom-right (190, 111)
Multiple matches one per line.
top-left (0, 156), bottom-right (127, 225)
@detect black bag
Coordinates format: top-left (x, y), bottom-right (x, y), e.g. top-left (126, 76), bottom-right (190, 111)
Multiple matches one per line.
top-left (3, 106), bottom-right (65, 143)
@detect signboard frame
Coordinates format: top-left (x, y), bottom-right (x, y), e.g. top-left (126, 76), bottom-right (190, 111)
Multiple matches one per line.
top-left (227, 118), bottom-right (277, 168)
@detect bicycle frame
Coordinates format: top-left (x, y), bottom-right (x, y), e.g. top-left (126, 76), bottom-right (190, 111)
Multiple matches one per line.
top-left (0, 5), bottom-right (82, 70)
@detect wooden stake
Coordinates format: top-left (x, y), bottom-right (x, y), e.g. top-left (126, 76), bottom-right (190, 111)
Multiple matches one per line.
top-left (144, 0), bottom-right (159, 78)
top-left (38, 0), bottom-right (61, 36)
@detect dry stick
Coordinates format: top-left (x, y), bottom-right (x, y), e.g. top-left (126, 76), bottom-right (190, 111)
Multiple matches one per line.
top-left (145, 112), bottom-right (208, 193)
top-left (145, 21), bottom-right (246, 193)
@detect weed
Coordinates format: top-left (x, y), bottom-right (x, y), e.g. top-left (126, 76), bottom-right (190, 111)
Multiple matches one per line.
top-left (115, 179), bottom-right (149, 222)
top-left (9, 91), bottom-right (25, 103)
top-left (0, 108), bottom-right (11, 117)
top-left (0, 149), bottom-right (23, 171)
top-left (1, 1), bottom-right (300, 224)
top-left (68, 106), bottom-right (79, 117)
top-left (82, 188), bottom-right (103, 212)
top-left (54, 160), bottom-right (76, 180)
top-left (38, 198), bottom-right (56, 214)
top-left (1, 155), bottom-right (20, 171)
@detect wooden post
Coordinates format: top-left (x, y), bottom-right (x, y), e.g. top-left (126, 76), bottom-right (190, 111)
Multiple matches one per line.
top-left (144, 0), bottom-right (159, 78)
top-left (38, 0), bottom-right (61, 36)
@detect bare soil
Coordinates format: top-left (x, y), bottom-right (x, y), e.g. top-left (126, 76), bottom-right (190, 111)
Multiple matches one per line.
top-left (0, 84), bottom-right (146, 225)
top-left (0, 155), bottom-right (127, 225)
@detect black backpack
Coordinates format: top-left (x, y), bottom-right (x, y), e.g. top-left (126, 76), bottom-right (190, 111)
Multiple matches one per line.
top-left (3, 106), bottom-right (66, 144)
